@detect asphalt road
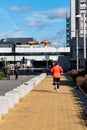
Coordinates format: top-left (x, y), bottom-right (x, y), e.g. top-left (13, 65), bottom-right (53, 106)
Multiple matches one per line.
top-left (0, 75), bottom-right (36, 96)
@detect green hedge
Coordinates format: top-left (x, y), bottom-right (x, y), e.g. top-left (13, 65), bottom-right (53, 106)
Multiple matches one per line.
top-left (0, 71), bottom-right (6, 80)
top-left (67, 69), bottom-right (87, 93)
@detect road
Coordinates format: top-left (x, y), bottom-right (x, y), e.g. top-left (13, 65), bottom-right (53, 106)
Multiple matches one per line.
top-left (0, 75), bottom-right (36, 96)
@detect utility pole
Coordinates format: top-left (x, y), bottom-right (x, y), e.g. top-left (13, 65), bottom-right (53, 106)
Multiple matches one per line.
top-left (76, 29), bottom-right (79, 70)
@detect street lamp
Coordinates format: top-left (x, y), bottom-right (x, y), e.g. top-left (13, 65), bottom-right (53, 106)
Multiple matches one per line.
top-left (75, 15), bottom-right (81, 70)
top-left (76, 14), bottom-right (87, 69)
top-left (76, 29), bottom-right (79, 70)
top-left (83, 13), bottom-right (86, 59)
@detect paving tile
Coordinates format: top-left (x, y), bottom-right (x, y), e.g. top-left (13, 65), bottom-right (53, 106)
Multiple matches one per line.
top-left (0, 75), bottom-right (86, 130)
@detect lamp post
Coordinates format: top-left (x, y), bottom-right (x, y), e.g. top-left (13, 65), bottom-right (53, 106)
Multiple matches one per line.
top-left (83, 13), bottom-right (86, 59)
top-left (76, 14), bottom-right (87, 69)
top-left (76, 29), bottom-right (79, 70)
top-left (75, 15), bottom-right (81, 70)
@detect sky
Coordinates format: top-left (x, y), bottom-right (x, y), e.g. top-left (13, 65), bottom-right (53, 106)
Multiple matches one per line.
top-left (0, 0), bottom-right (70, 47)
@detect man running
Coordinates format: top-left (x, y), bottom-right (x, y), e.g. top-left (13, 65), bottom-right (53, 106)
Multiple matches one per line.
top-left (51, 61), bottom-right (63, 92)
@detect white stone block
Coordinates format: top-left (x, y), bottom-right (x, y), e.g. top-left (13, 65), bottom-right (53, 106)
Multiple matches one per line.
top-left (5, 91), bottom-right (19, 104)
top-left (0, 97), bottom-right (9, 114)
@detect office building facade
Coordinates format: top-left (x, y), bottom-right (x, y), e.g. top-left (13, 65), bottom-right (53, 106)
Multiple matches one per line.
top-left (70, 0), bottom-right (87, 38)
top-left (0, 38), bottom-right (70, 70)
top-left (66, 13), bottom-right (71, 46)
top-left (70, 0), bottom-right (87, 69)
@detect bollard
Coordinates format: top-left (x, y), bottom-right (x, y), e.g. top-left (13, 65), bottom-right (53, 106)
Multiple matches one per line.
top-left (5, 91), bottom-right (19, 104)
top-left (5, 95), bottom-right (15, 109)
top-left (0, 97), bottom-right (9, 115)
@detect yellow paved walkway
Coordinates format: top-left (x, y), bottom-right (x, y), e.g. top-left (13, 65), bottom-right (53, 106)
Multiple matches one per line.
top-left (0, 75), bottom-right (87, 130)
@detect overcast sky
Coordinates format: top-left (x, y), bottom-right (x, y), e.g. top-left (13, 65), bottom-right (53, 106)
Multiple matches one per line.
top-left (0, 0), bottom-right (70, 47)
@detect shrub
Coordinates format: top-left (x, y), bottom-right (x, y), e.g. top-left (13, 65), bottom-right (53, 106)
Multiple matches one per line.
top-left (67, 69), bottom-right (79, 82)
top-left (80, 77), bottom-right (87, 93)
top-left (0, 71), bottom-right (6, 80)
top-left (67, 69), bottom-right (86, 83)
top-left (78, 69), bottom-right (86, 76)
top-left (67, 69), bottom-right (87, 93)
top-left (76, 76), bottom-right (85, 87)
top-left (74, 75), bottom-right (87, 93)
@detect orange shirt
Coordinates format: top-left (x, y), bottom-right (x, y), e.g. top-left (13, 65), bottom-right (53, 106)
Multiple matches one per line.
top-left (51, 65), bottom-right (63, 78)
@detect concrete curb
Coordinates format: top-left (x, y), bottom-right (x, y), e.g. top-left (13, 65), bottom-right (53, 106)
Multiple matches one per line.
top-left (0, 73), bottom-right (46, 120)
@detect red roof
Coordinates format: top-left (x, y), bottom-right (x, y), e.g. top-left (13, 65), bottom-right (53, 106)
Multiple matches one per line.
top-left (27, 41), bottom-right (37, 45)
top-left (40, 40), bottom-right (51, 45)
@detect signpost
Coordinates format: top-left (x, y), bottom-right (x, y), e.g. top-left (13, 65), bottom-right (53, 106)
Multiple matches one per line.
top-left (12, 44), bottom-right (16, 67)
top-left (45, 54), bottom-right (50, 68)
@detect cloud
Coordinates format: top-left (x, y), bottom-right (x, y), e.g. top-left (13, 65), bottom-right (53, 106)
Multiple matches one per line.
top-left (47, 29), bottom-right (66, 47)
top-left (0, 7), bottom-right (67, 46)
top-left (23, 8), bottom-right (66, 30)
top-left (52, 29), bottom-right (66, 42)
top-left (22, 20), bottom-right (51, 30)
top-left (9, 7), bottom-right (67, 30)
top-left (31, 8), bottom-right (67, 21)
top-left (10, 6), bottom-right (32, 11)
top-left (0, 30), bottom-right (26, 39)
top-left (41, 8), bottom-right (67, 20)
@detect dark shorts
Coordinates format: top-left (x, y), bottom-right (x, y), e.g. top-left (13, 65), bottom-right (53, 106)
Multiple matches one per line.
top-left (53, 78), bottom-right (60, 85)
